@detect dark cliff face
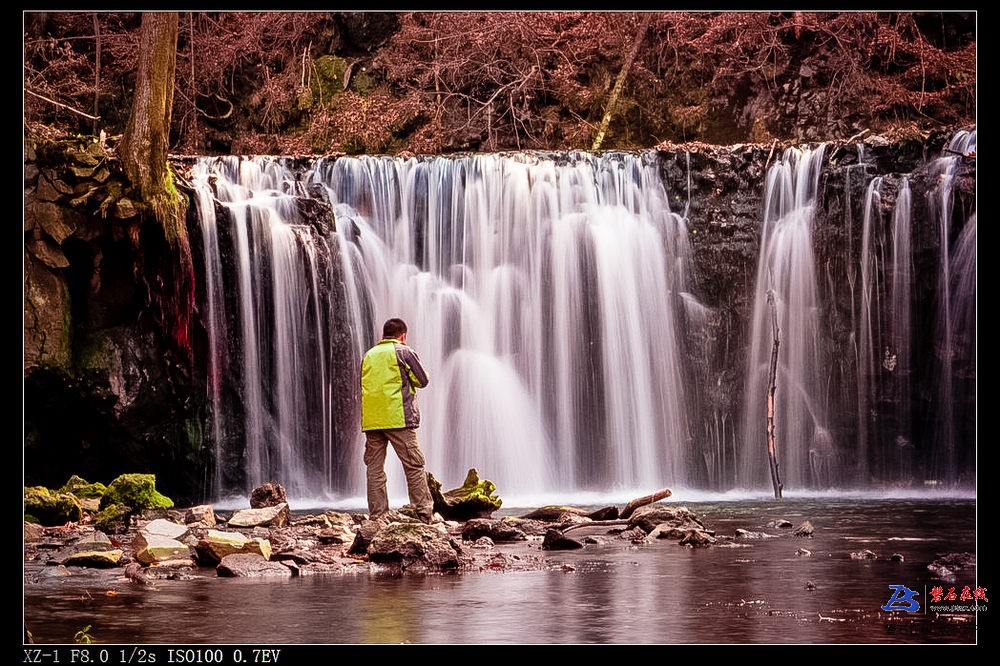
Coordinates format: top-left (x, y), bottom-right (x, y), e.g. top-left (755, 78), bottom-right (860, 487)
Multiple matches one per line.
top-left (24, 139), bottom-right (210, 504)
top-left (23, 130), bottom-right (976, 500)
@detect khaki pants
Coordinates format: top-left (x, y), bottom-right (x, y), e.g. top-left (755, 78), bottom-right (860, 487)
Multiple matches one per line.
top-left (363, 428), bottom-right (434, 520)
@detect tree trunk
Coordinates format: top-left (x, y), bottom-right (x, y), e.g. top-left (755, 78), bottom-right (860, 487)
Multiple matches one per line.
top-left (121, 12), bottom-right (178, 200)
top-left (591, 14), bottom-right (652, 151)
top-left (118, 12), bottom-right (194, 358)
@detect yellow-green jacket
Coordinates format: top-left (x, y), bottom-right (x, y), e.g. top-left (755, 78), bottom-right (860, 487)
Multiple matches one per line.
top-left (360, 338), bottom-right (429, 431)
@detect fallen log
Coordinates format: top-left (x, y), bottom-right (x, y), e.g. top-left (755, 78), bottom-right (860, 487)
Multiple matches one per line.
top-left (620, 488), bottom-right (673, 520)
top-left (546, 488), bottom-right (673, 536)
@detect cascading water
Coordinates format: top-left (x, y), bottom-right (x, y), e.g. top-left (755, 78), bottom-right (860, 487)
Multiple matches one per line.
top-left (191, 158), bottom-right (347, 499)
top-left (926, 130), bottom-right (977, 484)
top-left (824, 129), bottom-right (975, 491)
top-left (739, 145), bottom-right (830, 491)
top-left (187, 130), bottom-right (975, 502)
top-left (856, 174), bottom-right (883, 485)
top-left (888, 178), bottom-right (914, 478)
top-left (192, 151), bottom-right (695, 502)
top-left (856, 174), bottom-right (916, 484)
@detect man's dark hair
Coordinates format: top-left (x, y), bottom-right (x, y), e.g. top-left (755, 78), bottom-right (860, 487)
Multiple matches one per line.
top-left (382, 318), bottom-right (408, 339)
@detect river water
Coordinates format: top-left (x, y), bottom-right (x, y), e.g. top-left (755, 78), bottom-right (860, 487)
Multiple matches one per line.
top-left (23, 494), bottom-right (982, 648)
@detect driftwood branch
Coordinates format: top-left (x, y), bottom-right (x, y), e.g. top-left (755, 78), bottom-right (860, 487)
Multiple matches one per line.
top-left (620, 487), bottom-right (673, 519)
top-left (766, 291), bottom-right (783, 499)
top-left (556, 487), bottom-right (673, 535)
top-left (561, 519), bottom-right (630, 535)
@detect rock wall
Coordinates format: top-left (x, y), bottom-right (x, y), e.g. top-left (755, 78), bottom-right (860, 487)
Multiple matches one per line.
top-left (23, 138), bottom-right (209, 504)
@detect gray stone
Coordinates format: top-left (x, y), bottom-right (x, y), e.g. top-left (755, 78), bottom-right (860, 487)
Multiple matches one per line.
top-left (110, 197), bottom-right (139, 219)
top-left (24, 522), bottom-right (45, 543)
top-left (63, 549), bottom-right (123, 567)
top-left (140, 518), bottom-right (191, 541)
top-left (28, 200), bottom-right (75, 244)
top-left (794, 521), bottom-right (814, 537)
top-left (217, 553), bottom-right (292, 578)
top-left (27, 237), bottom-right (69, 269)
top-left (679, 530), bottom-right (717, 547)
top-left (250, 482), bottom-right (287, 509)
top-left (628, 505), bottom-right (706, 534)
top-left (541, 528), bottom-right (584, 551)
top-left (461, 518), bottom-right (528, 542)
top-left (184, 505), bottom-right (216, 527)
top-left (228, 503), bottom-right (289, 528)
top-left (196, 529), bottom-right (272, 564)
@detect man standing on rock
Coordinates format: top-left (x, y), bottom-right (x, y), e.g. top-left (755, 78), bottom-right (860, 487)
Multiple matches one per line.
top-left (360, 317), bottom-right (436, 523)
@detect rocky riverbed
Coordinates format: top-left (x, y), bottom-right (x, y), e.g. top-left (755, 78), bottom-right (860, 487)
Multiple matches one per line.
top-left (23, 499), bottom-right (725, 583)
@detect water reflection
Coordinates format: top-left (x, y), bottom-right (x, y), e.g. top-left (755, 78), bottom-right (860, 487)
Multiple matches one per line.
top-left (24, 498), bottom-right (978, 645)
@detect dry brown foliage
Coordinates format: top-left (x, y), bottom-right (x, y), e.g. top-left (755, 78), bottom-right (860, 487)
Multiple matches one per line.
top-left (23, 11), bottom-right (975, 154)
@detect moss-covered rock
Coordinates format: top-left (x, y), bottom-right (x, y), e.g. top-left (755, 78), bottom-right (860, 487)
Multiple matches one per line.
top-left (428, 468), bottom-right (502, 521)
top-left (24, 485), bottom-right (83, 526)
top-left (310, 55), bottom-right (347, 104)
top-left (99, 473), bottom-right (173, 513)
top-left (94, 503), bottom-right (130, 534)
top-left (58, 475), bottom-right (107, 500)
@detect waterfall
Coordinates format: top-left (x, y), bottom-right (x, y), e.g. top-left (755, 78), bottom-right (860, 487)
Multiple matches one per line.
top-left (191, 158), bottom-right (345, 499)
top-left (187, 132), bottom-right (974, 502)
top-left (926, 130), bottom-right (977, 485)
top-left (857, 175), bottom-right (883, 485)
top-left (888, 178), bottom-right (914, 480)
top-left (192, 151), bottom-right (695, 501)
top-left (740, 145), bottom-right (829, 490)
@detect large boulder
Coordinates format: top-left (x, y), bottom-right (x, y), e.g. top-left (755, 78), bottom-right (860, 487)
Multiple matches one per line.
top-left (94, 503), bottom-right (130, 534)
top-left (428, 468), bottom-right (502, 521)
top-left (367, 522), bottom-right (462, 571)
top-left (99, 474), bottom-right (173, 514)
